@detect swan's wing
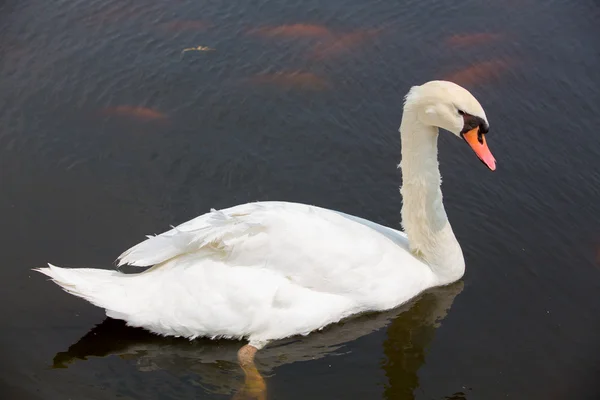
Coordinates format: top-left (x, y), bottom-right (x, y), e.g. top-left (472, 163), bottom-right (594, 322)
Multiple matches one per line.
top-left (117, 204), bottom-right (269, 267)
top-left (117, 201), bottom-right (425, 313)
top-left (117, 201), bottom-right (411, 284)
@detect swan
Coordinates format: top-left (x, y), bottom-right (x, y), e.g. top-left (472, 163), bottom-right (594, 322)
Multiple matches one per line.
top-left (36, 80), bottom-right (495, 380)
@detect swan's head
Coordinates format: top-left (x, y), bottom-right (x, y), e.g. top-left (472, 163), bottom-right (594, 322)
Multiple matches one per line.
top-left (404, 80), bottom-right (496, 171)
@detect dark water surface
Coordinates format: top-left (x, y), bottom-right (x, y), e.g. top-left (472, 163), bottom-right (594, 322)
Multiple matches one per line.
top-left (1, 0), bottom-right (599, 399)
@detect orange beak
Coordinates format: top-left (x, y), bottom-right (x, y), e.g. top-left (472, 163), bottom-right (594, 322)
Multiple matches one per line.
top-left (462, 127), bottom-right (496, 171)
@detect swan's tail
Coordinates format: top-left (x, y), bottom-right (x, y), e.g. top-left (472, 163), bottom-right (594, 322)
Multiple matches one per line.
top-left (35, 264), bottom-right (136, 320)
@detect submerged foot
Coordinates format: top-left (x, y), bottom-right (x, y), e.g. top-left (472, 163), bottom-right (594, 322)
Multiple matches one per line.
top-left (232, 344), bottom-right (266, 400)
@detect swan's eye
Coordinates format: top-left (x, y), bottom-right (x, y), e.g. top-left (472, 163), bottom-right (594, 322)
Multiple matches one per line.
top-left (457, 110), bottom-right (465, 116)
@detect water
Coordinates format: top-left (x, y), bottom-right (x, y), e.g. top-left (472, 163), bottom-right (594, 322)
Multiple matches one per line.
top-left (1, 0), bottom-right (599, 398)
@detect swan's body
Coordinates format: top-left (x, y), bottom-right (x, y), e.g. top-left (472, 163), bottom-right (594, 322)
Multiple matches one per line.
top-left (42, 202), bottom-right (441, 346)
top-left (37, 80), bottom-right (495, 350)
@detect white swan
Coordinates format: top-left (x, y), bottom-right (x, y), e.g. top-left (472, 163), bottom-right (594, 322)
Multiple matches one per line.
top-left (36, 80), bottom-right (495, 373)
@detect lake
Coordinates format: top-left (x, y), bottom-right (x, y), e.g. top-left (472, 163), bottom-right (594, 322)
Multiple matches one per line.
top-left (1, 0), bottom-right (599, 399)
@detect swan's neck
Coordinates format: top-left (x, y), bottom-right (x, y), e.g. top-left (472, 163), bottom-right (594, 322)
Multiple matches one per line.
top-left (399, 108), bottom-right (465, 284)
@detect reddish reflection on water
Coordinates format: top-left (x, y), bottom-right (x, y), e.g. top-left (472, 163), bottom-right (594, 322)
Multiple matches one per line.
top-left (309, 28), bottom-right (383, 59)
top-left (443, 59), bottom-right (514, 86)
top-left (101, 106), bottom-right (168, 121)
top-left (248, 23), bottom-right (383, 60)
top-left (247, 23), bottom-right (332, 39)
top-left (248, 71), bottom-right (330, 90)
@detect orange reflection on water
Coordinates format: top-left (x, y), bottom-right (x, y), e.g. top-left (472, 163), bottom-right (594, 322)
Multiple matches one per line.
top-left (443, 59), bottom-right (513, 86)
top-left (445, 33), bottom-right (503, 47)
top-left (248, 23), bottom-right (332, 39)
top-left (309, 28), bottom-right (382, 59)
top-left (249, 71), bottom-right (329, 90)
top-left (102, 106), bottom-right (167, 121)
top-left (248, 23), bottom-right (383, 59)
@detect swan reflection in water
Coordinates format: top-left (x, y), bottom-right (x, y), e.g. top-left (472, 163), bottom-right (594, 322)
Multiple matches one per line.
top-left (52, 282), bottom-right (465, 399)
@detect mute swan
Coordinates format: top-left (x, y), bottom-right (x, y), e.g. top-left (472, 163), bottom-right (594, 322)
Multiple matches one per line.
top-left (36, 80), bottom-right (495, 379)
